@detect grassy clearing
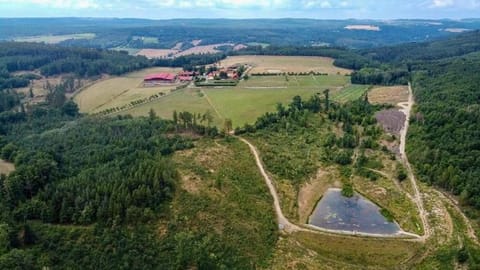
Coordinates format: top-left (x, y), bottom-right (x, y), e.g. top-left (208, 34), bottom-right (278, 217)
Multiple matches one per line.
top-left (368, 85), bottom-right (409, 105)
top-left (0, 159), bottom-right (15, 175)
top-left (74, 67), bottom-right (181, 113)
top-left (173, 138), bottom-right (278, 268)
top-left (270, 231), bottom-right (420, 269)
top-left (218, 55), bottom-right (352, 75)
top-left (117, 74), bottom-right (349, 127)
top-left (14, 33), bottom-right (95, 44)
top-left (332, 84), bottom-right (370, 102)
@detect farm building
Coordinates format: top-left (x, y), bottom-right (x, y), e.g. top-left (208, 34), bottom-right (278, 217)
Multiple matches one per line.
top-left (144, 73), bottom-right (177, 86)
top-left (178, 71), bottom-right (195, 82)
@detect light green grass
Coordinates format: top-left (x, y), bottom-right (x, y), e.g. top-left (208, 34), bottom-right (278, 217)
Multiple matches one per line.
top-left (332, 84), bottom-right (370, 102)
top-left (117, 75), bottom-right (350, 127)
top-left (14, 33), bottom-right (95, 44)
top-left (205, 88), bottom-right (320, 127)
top-left (117, 88), bottom-right (222, 126)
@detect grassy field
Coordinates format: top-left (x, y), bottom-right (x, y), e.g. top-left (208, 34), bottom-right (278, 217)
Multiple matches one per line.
top-left (218, 55), bottom-right (352, 75)
top-left (14, 33), bottom-right (95, 44)
top-left (331, 84), bottom-right (370, 102)
top-left (115, 74), bottom-right (355, 127)
top-left (368, 85), bottom-right (409, 105)
top-left (74, 67), bottom-right (181, 113)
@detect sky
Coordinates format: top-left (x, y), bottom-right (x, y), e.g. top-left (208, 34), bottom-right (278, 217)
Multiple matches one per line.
top-left (0, 0), bottom-right (479, 19)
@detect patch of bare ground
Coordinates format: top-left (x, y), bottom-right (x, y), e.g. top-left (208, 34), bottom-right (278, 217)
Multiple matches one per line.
top-left (135, 49), bottom-right (179, 59)
top-left (344, 25), bottom-right (380, 31)
top-left (297, 168), bottom-right (341, 223)
top-left (233, 44), bottom-right (248, 51)
top-left (375, 109), bottom-right (406, 136)
top-left (191, 40), bottom-right (202, 46)
top-left (173, 43), bottom-right (233, 57)
top-left (368, 85), bottom-right (409, 105)
top-left (172, 42), bottom-right (183, 50)
top-left (0, 159), bottom-right (15, 175)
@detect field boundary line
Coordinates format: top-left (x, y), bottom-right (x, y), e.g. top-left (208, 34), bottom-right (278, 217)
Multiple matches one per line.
top-left (201, 89), bottom-right (224, 120)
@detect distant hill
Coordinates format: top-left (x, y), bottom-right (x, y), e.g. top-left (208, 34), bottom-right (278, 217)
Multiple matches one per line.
top-left (1, 18), bottom-right (480, 49)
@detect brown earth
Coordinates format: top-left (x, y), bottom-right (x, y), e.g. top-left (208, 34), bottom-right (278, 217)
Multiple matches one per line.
top-left (368, 86), bottom-right (409, 105)
top-left (375, 109), bottom-right (406, 136)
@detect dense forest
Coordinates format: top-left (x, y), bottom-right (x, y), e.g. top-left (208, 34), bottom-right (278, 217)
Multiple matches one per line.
top-left (407, 52), bottom-right (480, 208)
top-left (2, 18), bottom-right (480, 49)
top-left (352, 30), bottom-right (480, 213)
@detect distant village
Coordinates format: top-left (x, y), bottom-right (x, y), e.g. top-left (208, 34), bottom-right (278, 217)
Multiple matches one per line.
top-left (143, 64), bottom-right (247, 87)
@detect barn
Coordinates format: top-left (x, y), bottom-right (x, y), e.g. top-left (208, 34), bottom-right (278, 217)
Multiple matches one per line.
top-left (144, 73), bottom-right (177, 86)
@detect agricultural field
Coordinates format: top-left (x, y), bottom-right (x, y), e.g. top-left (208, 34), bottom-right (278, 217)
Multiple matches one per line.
top-left (13, 33), bottom-right (95, 44)
top-left (218, 55), bottom-right (352, 75)
top-left (78, 56), bottom-right (366, 127)
top-left (174, 43), bottom-right (233, 57)
top-left (114, 74), bottom-right (359, 127)
top-left (368, 85), bottom-right (409, 105)
top-left (74, 67), bottom-right (182, 113)
top-left (135, 49), bottom-right (179, 58)
top-left (332, 84), bottom-right (370, 102)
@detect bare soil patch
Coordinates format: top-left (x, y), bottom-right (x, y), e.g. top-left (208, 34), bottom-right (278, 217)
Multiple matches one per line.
top-left (136, 49), bottom-right (179, 59)
top-left (345, 25), bottom-right (380, 31)
top-left (174, 43), bottom-right (233, 57)
top-left (0, 159), bottom-right (15, 175)
top-left (376, 109), bottom-right (406, 136)
top-left (298, 168), bottom-right (340, 223)
top-left (368, 86), bottom-right (409, 105)
top-left (191, 40), bottom-right (202, 46)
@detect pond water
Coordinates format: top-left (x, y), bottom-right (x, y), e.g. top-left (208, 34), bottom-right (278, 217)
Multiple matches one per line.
top-left (308, 188), bottom-right (400, 235)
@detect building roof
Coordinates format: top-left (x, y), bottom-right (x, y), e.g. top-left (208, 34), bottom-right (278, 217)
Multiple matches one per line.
top-left (144, 73), bottom-right (177, 81)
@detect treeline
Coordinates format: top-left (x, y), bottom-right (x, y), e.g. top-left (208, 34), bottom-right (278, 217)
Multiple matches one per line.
top-left (407, 53), bottom-right (480, 209)
top-left (351, 68), bottom-right (409, 85)
top-left (236, 94), bottom-right (381, 187)
top-left (0, 42), bottom-right (151, 78)
top-left (152, 53), bottom-right (226, 70)
top-left (361, 30), bottom-right (480, 63)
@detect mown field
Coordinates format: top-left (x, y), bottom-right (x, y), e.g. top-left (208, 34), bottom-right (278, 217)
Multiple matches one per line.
top-left (218, 55), bottom-right (352, 75)
top-left (76, 56), bottom-right (366, 127)
top-left (14, 33), bottom-right (95, 44)
top-left (74, 67), bottom-right (182, 113)
top-left (113, 74), bottom-right (369, 127)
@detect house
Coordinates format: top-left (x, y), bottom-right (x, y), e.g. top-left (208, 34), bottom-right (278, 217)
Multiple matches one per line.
top-left (178, 71), bottom-right (195, 82)
top-left (144, 73), bottom-right (177, 86)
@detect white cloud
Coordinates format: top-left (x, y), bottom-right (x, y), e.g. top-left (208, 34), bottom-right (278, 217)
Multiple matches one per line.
top-left (431, 0), bottom-right (454, 7)
top-left (0, 0), bottom-right (100, 9)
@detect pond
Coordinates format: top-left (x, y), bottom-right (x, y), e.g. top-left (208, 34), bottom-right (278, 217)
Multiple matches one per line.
top-left (308, 188), bottom-right (400, 235)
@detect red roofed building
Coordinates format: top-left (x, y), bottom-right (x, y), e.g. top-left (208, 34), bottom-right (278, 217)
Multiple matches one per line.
top-left (144, 73), bottom-right (177, 86)
top-left (178, 71), bottom-right (195, 82)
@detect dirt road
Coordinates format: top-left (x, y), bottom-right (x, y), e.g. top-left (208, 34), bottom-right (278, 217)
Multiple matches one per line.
top-left (238, 136), bottom-right (421, 239)
top-left (398, 83), bottom-right (430, 240)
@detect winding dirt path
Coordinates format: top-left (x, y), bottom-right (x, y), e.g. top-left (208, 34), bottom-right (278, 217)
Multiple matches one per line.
top-left (238, 136), bottom-right (421, 240)
top-left (398, 83), bottom-right (431, 241)
top-left (238, 137), bottom-right (303, 233)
